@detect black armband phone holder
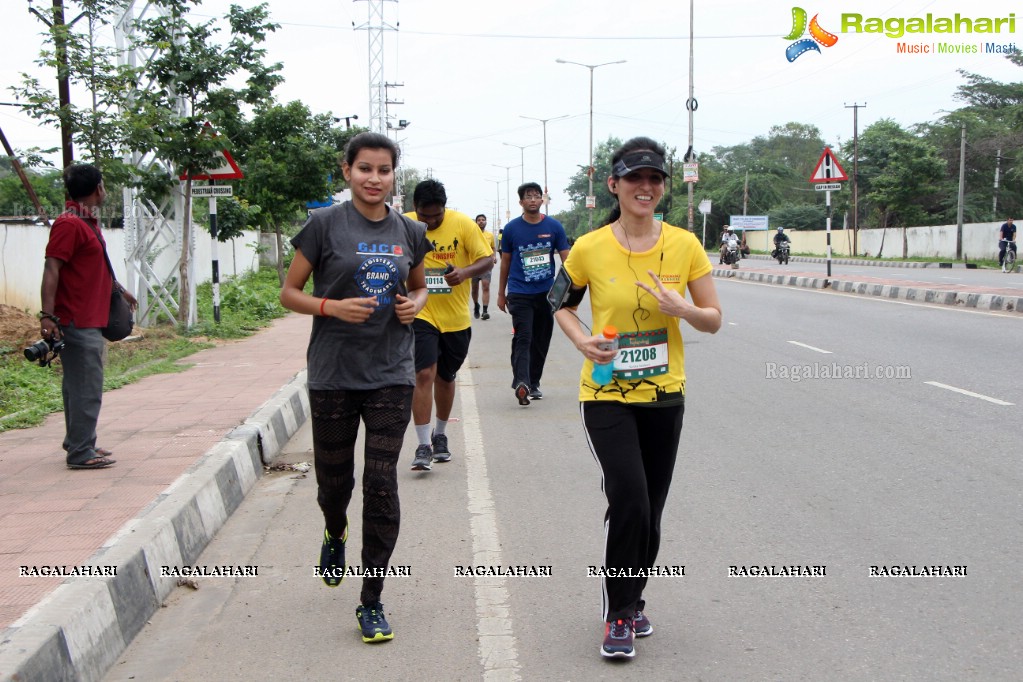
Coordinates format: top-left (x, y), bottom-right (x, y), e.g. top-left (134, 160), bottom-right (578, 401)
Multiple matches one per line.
top-left (563, 285), bottom-right (586, 308)
top-left (547, 267), bottom-right (587, 312)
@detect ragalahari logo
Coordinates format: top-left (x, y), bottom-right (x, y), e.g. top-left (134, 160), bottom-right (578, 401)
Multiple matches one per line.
top-left (783, 7), bottom-right (839, 62)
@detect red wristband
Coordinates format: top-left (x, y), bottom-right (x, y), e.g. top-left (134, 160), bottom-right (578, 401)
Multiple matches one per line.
top-left (319, 298), bottom-right (328, 316)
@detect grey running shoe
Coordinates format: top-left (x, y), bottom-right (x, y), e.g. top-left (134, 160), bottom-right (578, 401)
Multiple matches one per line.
top-left (529, 387), bottom-right (543, 400)
top-left (632, 609), bottom-right (652, 637)
top-left (411, 444), bottom-right (433, 471)
top-left (601, 618), bottom-right (635, 658)
top-left (431, 432), bottom-right (451, 463)
top-left (514, 383), bottom-right (530, 406)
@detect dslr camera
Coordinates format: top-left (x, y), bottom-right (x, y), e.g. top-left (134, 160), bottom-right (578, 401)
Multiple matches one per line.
top-left (24, 337), bottom-right (65, 366)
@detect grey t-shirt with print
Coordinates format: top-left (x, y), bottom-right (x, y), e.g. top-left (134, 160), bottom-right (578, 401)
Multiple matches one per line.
top-left (291, 202), bottom-right (430, 391)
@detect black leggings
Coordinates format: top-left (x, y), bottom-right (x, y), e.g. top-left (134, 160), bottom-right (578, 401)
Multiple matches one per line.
top-left (310, 385), bottom-right (413, 605)
top-left (581, 400), bottom-right (685, 622)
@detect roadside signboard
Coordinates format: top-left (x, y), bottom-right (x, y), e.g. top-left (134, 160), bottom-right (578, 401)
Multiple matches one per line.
top-left (729, 215), bottom-right (770, 230)
top-left (190, 185), bottom-right (233, 197)
top-left (810, 147), bottom-right (848, 183)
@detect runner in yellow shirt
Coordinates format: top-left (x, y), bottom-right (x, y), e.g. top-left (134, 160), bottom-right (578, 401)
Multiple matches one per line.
top-left (554, 137), bottom-right (721, 659)
top-left (471, 213), bottom-right (497, 320)
top-left (405, 180), bottom-right (494, 471)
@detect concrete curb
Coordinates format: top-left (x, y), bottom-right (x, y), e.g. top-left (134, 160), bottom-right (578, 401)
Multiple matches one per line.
top-left (712, 268), bottom-right (1023, 313)
top-left (738, 254), bottom-right (980, 269)
top-left (0, 371), bottom-right (310, 682)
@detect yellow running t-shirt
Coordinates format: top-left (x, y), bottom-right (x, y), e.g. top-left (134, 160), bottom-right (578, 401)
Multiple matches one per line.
top-left (562, 222), bottom-right (712, 403)
top-left (407, 209), bottom-right (494, 332)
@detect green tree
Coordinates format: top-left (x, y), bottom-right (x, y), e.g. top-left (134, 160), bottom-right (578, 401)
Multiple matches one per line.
top-left (397, 168), bottom-right (425, 213)
top-left (241, 102), bottom-right (350, 284)
top-left (770, 203), bottom-right (827, 232)
top-left (856, 119), bottom-right (947, 256)
top-left (211, 197), bottom-right (261, 243)
top-left (694, 122), bottom-right (838, 242)
top-left (0, 170), bottom-right (64, 216)
top-left (10, 0), bottom-right (148, 221)
top-left (563, 137), bottom-right (623, 237)
top-left (121, 0), bottom-right (282, 322)
top-left (920, 55), bottom-right (1023, 222)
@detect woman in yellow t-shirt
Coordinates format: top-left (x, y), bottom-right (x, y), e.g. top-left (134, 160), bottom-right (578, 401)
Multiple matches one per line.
top-left (554, 137), bottom-right (722, 660)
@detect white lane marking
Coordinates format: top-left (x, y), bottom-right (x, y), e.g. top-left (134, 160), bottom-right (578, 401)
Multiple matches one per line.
top-left (924, 381), bottom-right (1014, 406)
top-left (460, 367), bottom-right (522, 681)
top-left (787, 340), bottom-right (833, 354)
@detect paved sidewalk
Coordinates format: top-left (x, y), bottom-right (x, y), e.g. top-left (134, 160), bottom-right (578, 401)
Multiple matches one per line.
top-left (0, 314), bottom-right (312, 681)
top-left (713, 264), bottom-right (1023, 312)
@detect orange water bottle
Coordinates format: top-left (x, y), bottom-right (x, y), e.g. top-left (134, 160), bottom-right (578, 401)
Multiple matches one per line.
top-left (591, 326), bottom-right (618, 385)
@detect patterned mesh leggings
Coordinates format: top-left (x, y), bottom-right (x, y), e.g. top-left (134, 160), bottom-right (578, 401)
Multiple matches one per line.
top-left (310, 385), bottom-right (413, 605)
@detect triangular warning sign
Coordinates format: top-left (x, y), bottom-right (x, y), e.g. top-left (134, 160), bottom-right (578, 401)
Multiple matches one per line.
top-left (179, 123), bottom-right (245, 181)
top-left (810, 147), bottom-right (847, 183)
top-left (179, 149), bottom-right (243, 181)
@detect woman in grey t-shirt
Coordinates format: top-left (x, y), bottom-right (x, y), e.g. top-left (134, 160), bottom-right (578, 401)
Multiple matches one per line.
top-left (280, 132), bottom-right (430, 643)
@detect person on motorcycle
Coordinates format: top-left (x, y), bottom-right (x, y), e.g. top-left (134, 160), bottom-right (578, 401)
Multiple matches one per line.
top-left (719, 226), bottom-right (737, 264)
top-left (998, 218), bottom-right (1016, 270)
top-left (771, 227), bottom-right (790, 259)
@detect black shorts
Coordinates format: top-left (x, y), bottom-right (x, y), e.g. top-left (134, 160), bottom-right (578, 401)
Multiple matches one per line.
top-left (412, 318), bottom-right (472, 382)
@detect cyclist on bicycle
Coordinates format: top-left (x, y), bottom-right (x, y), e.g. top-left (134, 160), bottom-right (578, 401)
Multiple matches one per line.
top-left (999, 218), bottom-right (1016, 271)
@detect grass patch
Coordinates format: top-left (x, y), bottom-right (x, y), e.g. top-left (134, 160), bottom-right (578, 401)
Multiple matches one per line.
top-left (0, 266), bottom-right (290, 432)
top-left (186, 267), bottom-right (291, 339)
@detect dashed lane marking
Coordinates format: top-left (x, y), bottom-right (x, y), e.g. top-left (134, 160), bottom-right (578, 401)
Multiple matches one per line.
top-left (787, 340), bottom-right (833, 354)
top-left (924, 381), bottom-right (1014, 406)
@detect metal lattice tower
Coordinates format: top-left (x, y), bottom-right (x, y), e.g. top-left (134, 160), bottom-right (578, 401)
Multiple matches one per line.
top-left (353, 0), bottom-right (398, 134)
top-left (114, 1), bottom-right (195, 326)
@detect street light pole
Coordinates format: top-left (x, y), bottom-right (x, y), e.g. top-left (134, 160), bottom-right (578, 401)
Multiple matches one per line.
top-left (521, 114), bottom-right (569, 215)
top-left (502, 141), bottom-right (539, 186)
top-left (486, 178), bottom-right (502, 229)
top-left (556, 59), bottom-right (626, 230)
top-left (491, 163), bottom-right (520, 225)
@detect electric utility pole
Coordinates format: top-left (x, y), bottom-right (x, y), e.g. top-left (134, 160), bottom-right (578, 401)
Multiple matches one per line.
top-left (845, 102), bottom-right (866, 256)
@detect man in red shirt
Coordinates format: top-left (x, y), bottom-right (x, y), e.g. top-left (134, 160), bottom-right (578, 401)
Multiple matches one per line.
top-left (39, 163), bottom-right (136, 469)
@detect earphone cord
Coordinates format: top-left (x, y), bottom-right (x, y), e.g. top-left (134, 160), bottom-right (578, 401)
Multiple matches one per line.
top-left (618, 220), bottom-right (664, 333)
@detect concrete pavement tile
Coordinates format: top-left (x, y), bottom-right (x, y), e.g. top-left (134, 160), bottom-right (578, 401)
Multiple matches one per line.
top-left (0, 604), bottom-right (30, 627)
top-left (0, 583), bottom-right (57, 605)
top-left (24, 532), bottom-right (125, 553)
top-left (54, 479), bottom-right (117, 500)
top-left (79, 484), bottom-right (167, 511)
top-left (120, 457), bottom-right (206, 483)
top-left (0, 512), bottom-right (75, 540)
top-left (9, 496), bottom-right (93, 514)
top-left (50, 514), bottom-right (133, 539)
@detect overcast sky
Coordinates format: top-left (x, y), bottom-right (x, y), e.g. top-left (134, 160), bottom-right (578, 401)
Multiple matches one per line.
top-left (2, 0), bottom-right (1020, 226)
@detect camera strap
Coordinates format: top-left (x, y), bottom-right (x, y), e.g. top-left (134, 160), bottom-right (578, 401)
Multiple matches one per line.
top-left (82, 217), bottom-right (121, 293)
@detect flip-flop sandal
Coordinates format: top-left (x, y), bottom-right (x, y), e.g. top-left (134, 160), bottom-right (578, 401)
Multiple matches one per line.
top-left (96, 447), bottom-right (114, 456)
top-left (67, 456), bottom-right (116, 470)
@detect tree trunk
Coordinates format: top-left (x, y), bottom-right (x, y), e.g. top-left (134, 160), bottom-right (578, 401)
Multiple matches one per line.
top-left (876, 211), bottom-right (889, 259)
top-left (275, 222), bottom-right (285, 286)
top-left (179, 180), bottom-right (192, 324)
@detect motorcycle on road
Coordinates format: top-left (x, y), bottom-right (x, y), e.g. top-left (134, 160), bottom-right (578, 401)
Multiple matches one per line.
top-left (774, 241), bottom-right (790, 265)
